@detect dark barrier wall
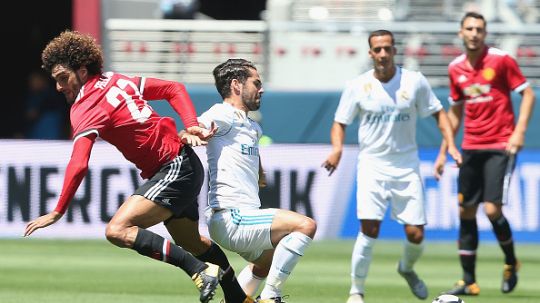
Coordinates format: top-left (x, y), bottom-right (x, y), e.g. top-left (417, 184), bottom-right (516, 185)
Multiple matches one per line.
top-left (152, 86), bottom-right (539, 148)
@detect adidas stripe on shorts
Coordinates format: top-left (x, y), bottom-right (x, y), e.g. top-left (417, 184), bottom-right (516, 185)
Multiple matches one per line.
top-left (134, 146), bottom-right (203, 221)
top-left (207, 208), bottom-right (277, 262)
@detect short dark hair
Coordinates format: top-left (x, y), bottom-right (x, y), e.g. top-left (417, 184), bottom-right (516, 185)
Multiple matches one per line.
top-left (460, 12), bottom-right (487, 28)
top-left (213, 58), bottom-right (257, 99)
top-left (368, 30), bottom-right (394, 48)
top-left (41, 30), bottom-right (103, 75)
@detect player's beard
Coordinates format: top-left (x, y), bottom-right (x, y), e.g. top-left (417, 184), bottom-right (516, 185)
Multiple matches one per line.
top-left (374, 60), bottom-right (395, 81)
top-left (242, 90), bottom-right (261, 111)
top-left (66, 73), bottom-right (85, 104)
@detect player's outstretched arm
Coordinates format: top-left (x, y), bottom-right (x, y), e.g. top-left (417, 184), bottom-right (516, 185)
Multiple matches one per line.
top-left (179, 121), bottom-right (218, 147)
top-left (24, 211), bottom-right (63, 237)
top-left (188, 121), bottom-right (218, 140)
top-left (322, 122), bottom-right (346, 176)
top-left (24, 135), bottom-right (96, 237)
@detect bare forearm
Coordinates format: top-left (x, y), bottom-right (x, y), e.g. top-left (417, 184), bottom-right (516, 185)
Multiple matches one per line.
top-left (322, 122), bottom-right (347, 175)
top-left (440, 114), bottom-right (455, 147)
top-left (515, 86), bottom-right (536, 135)
top-left (330, 122), bottom-right (346, 152)
top-left (439, 105), bottom-right (462, 154)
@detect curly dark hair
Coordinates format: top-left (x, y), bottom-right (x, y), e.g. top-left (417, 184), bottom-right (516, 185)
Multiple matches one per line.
top-left (41, 30), bottom-right (103, 75)
top-left (213, 58), bottom-right (257, 99)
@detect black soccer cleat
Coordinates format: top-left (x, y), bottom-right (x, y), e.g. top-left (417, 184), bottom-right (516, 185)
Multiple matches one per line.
top-left (502, 260), bottom-right (520, 293)
top-left (192, 262), bottom-right (224, 303)
top-left (444, 280), bottom-right (480, 296)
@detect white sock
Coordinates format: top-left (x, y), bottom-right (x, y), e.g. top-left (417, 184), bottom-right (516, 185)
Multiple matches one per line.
top-left (260, 232), bottom-right (312, 299)
top-left (350, 232), bottom-right (376, 295)
top-left (399, 241), bottom-right (424, 272)
top-left (237, 265), bottom-right (265, 297)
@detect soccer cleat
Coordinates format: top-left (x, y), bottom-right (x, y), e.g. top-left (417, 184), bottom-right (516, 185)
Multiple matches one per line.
top-left (192, 262), bottom-right (224, 303)
top-left (444, 280), bottom-right (480, 296)
top-left (397, 263), bottom-right (428, 299)
top-left (346, 293), bottom-right (365, 303)
top-left (502, 260), bottom-right (521, 293)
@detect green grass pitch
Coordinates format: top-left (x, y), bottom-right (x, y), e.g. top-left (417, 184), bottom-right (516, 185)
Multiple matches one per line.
top-left (0, 239), bottom-right (538, 303)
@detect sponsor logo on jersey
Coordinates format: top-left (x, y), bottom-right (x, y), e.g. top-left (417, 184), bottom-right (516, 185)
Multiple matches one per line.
top-left (365, 106), bottom-right (410, 124)
top-left (463, 83), bottom-right (493, 103)
top-left (241, 144), bottom-right (259, 156)
top-left (463, 83), bottom-right (491, 97)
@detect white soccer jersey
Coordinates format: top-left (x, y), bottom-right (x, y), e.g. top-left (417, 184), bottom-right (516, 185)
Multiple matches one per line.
top-left (335, 67), bottom-right (442, 180)
top-left (199, 102), bottom-right (263, 209)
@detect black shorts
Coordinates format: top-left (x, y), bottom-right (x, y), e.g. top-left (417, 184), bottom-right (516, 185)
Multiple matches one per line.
top-left (134, 146), bottom-right (203, 221)
top-left (458, 149), bottom-right (515, 207)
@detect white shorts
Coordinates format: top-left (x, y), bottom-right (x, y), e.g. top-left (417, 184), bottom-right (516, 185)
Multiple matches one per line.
top-left (207, 208), bottom-right (277, 262)
top-left (356, 174), bottom-right (426, 225)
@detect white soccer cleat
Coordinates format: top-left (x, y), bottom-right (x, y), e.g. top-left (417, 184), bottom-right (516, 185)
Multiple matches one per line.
top-left (397, 262), bottom-right (428, 299)
top-left (346, 293), bottom-right (364, 303)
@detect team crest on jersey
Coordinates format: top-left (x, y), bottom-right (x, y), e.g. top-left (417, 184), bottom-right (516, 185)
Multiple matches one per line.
top-left (399, 90), bottom-right (409, 101)
top-left (363, 83), bottom-right (372, 94)
top-left (458, 75), bottom-right (467, 83)
top-left (363, 83), bottom-right (373, 101)
top-left (482, 67), bottom-right (496, 81)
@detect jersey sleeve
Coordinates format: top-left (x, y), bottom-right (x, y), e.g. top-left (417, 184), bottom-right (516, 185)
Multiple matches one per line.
top-left (503, 55), bottom-right (529, 93)
top-left (199, 104), bottom-right (233, 137)
top-left (139, 77), bottom-right (198, 128)
top-left (54, 134), bottom-right (96, 214)
top-left (334, 80), bottom-right (359, 125)
top-left (71, 106), bottom-right (110, 142)
top-left (447, 65), bottom-right (464, 106)
top-left (415, 72), bottom-right (443, 118)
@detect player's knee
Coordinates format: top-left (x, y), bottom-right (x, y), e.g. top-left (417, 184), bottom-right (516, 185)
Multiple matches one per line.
top-left (485, 208), bottom-right (503, 221)
top-left (252, 263), bottom-right (270, 278)
top-left (296, 216), bottom-right (317, 238)
top-left (406, 232), bottom-right (424, 244)
top-left (459, 206), bottom-right (477, 219)
top-left (105, 222), bottom-right (129, 247)
top-left (405, 226), bottom-right (424, 244)
top-left (361, 221), bottom-right (381, 238)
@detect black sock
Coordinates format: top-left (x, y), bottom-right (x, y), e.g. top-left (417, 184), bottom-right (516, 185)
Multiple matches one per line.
top-left (198, 242), bottom-right (247, 302)
top-left (132, 228), bottom-right (206, 277)
top-left (490, 215), bottom-right (517, 265)
top-left (459, 219), bottom-right (478, 284)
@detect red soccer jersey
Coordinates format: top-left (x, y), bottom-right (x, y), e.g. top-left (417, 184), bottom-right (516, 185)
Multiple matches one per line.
top-left (70, 72), bottom-right (197, 179)
top-left (448, 47), bottom-right (529, 150)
